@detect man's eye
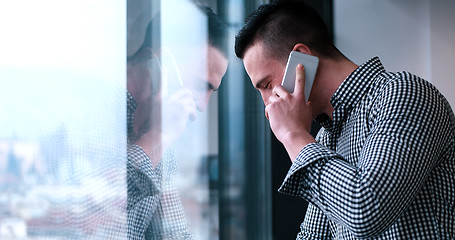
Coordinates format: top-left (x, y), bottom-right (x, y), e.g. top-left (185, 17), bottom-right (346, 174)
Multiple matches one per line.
top-left (265, 82), bottom-right (270, 89)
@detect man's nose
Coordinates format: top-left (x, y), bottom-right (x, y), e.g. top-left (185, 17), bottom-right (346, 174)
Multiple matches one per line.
top-left (261, 91), bottom-right (270, 106)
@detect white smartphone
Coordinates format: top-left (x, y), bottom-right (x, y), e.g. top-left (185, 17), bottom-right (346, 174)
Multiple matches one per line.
top-left (281, 51), bottom-right (319, 101)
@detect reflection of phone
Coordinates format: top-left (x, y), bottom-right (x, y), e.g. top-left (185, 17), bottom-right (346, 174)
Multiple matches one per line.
top-left (281, 51), bottom-right (319, 101)
top-left (160, 50), bottom-right (184, 96)
top-left (147, 50), bottom-right (184, 97)
top-left (148, 55), bottom-right (162, 96)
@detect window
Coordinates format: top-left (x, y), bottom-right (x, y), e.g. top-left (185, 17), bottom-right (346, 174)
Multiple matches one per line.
top-left (0, 0), bottom-right (126, 238)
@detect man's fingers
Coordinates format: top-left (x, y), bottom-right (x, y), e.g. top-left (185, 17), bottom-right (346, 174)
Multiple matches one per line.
top-left (272, 85), bottom-right (288, 98)
top-left (183, 99), bottom-right (197, 121)
top-left (294, 64), bottom-right (305, 96)
top-left (268, 94), bottom-right (280, 104)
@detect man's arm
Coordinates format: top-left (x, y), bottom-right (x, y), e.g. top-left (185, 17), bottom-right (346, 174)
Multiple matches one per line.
top-left (296, 203), bottom-right (332, 240)
top-left (279, 75), bottom-right (453, 238)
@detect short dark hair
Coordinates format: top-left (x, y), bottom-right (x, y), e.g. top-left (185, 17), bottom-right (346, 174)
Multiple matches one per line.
top-left (235, 0), bottom-right (339, 61)
top-left (129, 6), bottom-right (228, 63)
top-left (202, 6), bottom-right (228, 57)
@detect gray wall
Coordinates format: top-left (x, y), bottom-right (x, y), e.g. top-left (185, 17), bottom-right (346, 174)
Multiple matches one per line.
top-left (334, 0), bottom-right (455, 109)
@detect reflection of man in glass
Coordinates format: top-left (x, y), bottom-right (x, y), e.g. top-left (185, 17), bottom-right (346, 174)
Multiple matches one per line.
top-left (126, 6), bottom-right (228, 240)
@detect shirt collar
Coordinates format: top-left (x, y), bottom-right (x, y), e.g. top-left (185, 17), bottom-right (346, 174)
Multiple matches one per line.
top-left (315, 113), bottom-right (332, 130)
top-left (127, 91), bottom-right (138, 144)
top-left (127, 91), bottom-right (137, 112)
top-left (331, 56), bottom-right (386, 111)
top-left (315, 57), bottom-right (386, 130)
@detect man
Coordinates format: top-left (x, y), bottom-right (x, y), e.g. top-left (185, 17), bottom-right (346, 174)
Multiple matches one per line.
top-left (235, 1), bottom-right (454, 239)
top-left (127, 6), bottom-right (228, 239)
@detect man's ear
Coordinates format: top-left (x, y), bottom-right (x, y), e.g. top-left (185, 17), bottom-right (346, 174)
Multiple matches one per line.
top-left (292, 43), bottom-right (313, 55)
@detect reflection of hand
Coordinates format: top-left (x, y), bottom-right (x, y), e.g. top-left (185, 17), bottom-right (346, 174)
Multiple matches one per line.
top-left (265, 64), bottom-right (315, 161)
top-left (134, 87), bottom-right (196, 167)
top-left (161, 88), bottom-right (197, 147)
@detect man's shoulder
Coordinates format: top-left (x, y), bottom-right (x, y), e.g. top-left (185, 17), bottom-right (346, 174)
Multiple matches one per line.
top-left (377, 71), bottom-right (425, 86)
top-left (371, 70), bottom-right (454, 123)
top-left (373, 71), bottom-right (437, 99)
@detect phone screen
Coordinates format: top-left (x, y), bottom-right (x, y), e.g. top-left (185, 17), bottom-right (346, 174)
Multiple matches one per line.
top-left (281, 51), bottom-right (319, 101)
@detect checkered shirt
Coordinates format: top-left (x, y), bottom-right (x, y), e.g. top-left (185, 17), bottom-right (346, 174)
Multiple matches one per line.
top-left (278, 57), bottom-right (455, 239)
top-left (126, 92), bottom-right (192, 239)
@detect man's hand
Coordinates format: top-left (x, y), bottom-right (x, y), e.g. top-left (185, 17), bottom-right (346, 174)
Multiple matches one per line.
top-left (265, 64), bottom-right (316, 161)
top-left (161, 88), bottom-right (197, 147)
top-left (135, 87), bottom-right (196, 167)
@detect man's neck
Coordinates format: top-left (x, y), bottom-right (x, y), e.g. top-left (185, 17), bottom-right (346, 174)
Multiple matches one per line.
top-left (311, 57), bottom-right (358, 120)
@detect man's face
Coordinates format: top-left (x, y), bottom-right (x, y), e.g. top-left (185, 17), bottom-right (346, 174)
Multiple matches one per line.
top-left (180, 45), bottom-right (228, 111)
top-left (127, 45), bottom-right (227, 137)
top-left (243, 42), bottom-right (286, 105)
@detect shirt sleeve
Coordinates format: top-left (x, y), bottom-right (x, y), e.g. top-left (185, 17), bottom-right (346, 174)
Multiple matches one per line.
top-left (296, 203), bottom-right (332, 240)
top-left (127, 144), bottom-right (162, 240)
top-left (279, 76), bottom-right (454, 238)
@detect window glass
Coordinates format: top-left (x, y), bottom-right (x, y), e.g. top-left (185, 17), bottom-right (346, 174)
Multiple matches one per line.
top-left (0, 0), bottom-right (126, 239)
